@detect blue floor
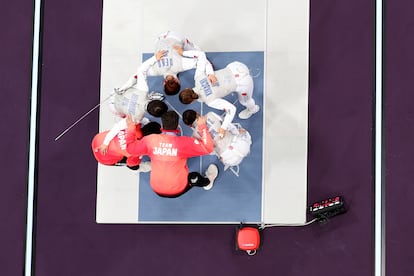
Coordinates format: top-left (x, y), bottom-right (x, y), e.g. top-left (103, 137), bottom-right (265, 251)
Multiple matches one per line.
top-left (138, 51), bottom-right (264, 222)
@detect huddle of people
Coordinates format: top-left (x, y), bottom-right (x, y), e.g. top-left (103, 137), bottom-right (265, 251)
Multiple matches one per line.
top-left (92, 31), bottom-right (259, 198)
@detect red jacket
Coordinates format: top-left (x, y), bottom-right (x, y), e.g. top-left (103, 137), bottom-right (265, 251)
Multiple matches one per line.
top-left (126, 123), bottom-right (213, 196)
top-left (92, 124), bottom-right (143, 167)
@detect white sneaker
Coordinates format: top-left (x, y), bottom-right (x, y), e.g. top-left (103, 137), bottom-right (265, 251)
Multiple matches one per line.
top-left (238, 105), bottom-right (260, 119)
top-left (203, 164), bottom-right (218, 190)
top-left (138, 161), bottom-right (151, 173)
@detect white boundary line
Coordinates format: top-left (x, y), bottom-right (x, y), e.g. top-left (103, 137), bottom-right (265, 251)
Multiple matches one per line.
top-left (375, 0), bottom-right (384, 275)
top-left (25, 0), bottom-right (42, 275)
top-left (261, 0), bottom-right (269, 225)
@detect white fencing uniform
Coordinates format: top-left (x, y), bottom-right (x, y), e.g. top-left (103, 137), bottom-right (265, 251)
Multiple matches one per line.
top-left (120, 31), bottom-right (213, 87)
top-left (155, 30), bottom-right (200, 51)
top-left (193, 61), bottom-right (258, 129)
top-left (110, 57), bottom-right (152, 121)
top-left (193, 112), bottom-right (252, 168)
top-left (152, 31), bottom-right (202, 77)
top-left (108, 87), bottom-right (149, 123)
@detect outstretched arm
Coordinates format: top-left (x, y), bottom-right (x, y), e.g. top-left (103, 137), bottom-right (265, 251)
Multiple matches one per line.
top-left (118, 51), bottom-right (167, 92)
top-left (179, 50), bottom-right (214, 79)
top-left (98, 119), bottom-right (128, 154)
top-left (206, 98), bottom-right (236, 136)
top-left (178, 117), bottom-right (214, 157)
top-left (125, 115), bottom-right (148, 156)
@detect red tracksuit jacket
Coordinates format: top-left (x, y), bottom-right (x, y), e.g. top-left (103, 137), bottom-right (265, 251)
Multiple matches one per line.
top-left (126, 123), bottom-right (213, 196)
top-left (92, 125), bottom-right (143, 167)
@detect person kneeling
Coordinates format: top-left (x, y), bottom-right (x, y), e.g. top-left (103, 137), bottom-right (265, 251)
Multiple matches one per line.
top-left (125, 111), bottom-right (219, 197)
top-left (182, 109), bottom-right (252, 170)
top-left (91, 121), bottom-right (162, 172)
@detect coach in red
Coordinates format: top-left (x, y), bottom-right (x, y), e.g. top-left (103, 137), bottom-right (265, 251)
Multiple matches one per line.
top-left (92, 123), bottom-right (143, 170)
top-left (125, 111), bottom-right (218, 197)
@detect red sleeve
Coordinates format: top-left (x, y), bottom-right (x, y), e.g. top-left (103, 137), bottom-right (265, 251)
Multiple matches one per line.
top-left (126, 132), bottom-right (148, 156)
top-left (178, 123), bottom-right (213, 157)
top-left (126, 121), bottom-right (139, 145)
top-left (125, 124), bottom-right (146, 157)
top-left (126, 155), bottom-right (141, 167)
top-left (196, 122), bottom-right (214, 152)
top-left (135, 123), bottom-right (143, 140)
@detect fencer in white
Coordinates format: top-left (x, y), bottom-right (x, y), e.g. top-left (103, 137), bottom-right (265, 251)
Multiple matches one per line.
top-left (151, 30), bottom-right (204, 77)
top-left (119, 31), bottom-right (213, 95)
top-left (183, 110), bottom-right (252, 169)
top-left (179, 61), bottom-right (260, 137)
top-left (108, 86), bottom-right (149, 123)
top-left (99, 100), bottom-right (167, 155)
top-left (105, 53), bottom-right (168, 154)
top-left (108, 46), bottom-right (169, 119)
top-left (116, 49), bottom-right (167, 94)
top-left (228, 62), bottom-right (260, 120)
top-left (155, 30), bottom-right (200, 52)
top-left (108, 49), bottom-right (159, 121)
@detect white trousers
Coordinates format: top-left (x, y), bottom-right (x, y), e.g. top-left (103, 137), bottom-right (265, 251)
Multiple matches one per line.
top-left (227, 61), bottom-right (256, 110)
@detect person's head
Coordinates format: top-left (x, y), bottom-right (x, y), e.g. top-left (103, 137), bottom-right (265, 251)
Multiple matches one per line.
top-left (146, 100), bottom-right (168, 117)
top-left (141, 121), bottom-right (162, 136)
top-left (163, 75), bottom-right (181, 95)
top-left (161, 111), bottom-right (179, 130)
top-left (182, 109), bottom-right (198, 126)
top-left (179, 88), bottom-right (198, 104)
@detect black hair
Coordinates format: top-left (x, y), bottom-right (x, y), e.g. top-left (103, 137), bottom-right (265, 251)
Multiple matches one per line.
top-left (161, 111), bottom-right (179, 130)
top-left (147, 100), bottom-right (168, 117)
top-left (182, 109), bottom-right (197, 126)
top-left (141, 121), bottom-right (162, 136)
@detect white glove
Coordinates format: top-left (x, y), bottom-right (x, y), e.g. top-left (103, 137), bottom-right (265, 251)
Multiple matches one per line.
top-left (114, 88), bottom-right (125, 95)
